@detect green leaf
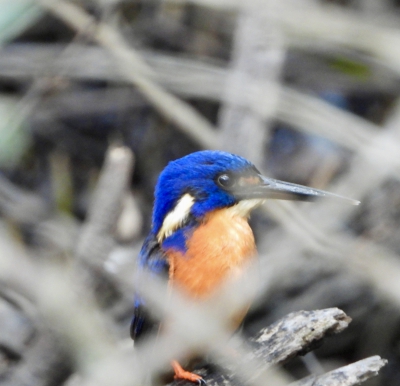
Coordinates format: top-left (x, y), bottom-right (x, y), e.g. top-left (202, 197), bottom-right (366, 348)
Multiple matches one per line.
top-left (329, 55), bottom-right (371, 79)
top-left (0, 96), bottom-right (31, 167)
top-left (0, 0), bottom-right (43, 44)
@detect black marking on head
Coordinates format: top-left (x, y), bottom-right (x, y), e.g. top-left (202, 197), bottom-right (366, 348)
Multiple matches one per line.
top-left (200, 160), bottom-right (215, 165)
top-left (216, 173), bottom-right (236, 189)
top-left (186, 187), bottom-right (208, 202)
top-left (215, 165), bottom-right (261, 194)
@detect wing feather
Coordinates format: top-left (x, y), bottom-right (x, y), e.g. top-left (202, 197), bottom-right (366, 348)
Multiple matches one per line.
top-left (131, 233), bottom-right (169, 343)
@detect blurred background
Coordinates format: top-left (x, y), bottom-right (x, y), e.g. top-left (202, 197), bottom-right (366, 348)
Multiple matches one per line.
top-left (1, 0), bottom-right (400, 385)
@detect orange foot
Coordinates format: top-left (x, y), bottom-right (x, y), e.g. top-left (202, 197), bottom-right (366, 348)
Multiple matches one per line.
top-left (171, 360), bottom-right (206, 385)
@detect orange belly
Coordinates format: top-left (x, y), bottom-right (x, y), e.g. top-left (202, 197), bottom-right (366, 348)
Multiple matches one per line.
top-left (166, 208), bottom-right (257, 299)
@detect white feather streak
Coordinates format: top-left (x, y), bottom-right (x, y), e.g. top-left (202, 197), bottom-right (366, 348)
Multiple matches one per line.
top-left (226, 199), bottom-right (264, 218)
top-left (157, 194), bottom-right (195, 242)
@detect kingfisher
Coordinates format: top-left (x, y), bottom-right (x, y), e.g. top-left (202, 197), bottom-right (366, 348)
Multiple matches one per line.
top-left (131, 150), bottom-right (358, 384)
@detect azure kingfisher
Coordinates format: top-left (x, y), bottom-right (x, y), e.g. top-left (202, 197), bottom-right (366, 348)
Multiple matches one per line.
top-left (131, 150), bottom-right (358, 384)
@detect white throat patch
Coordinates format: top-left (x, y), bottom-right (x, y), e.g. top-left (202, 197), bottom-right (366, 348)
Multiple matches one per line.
top-left (157, 193), bottom-right (195, 243)
top-left (226, 199), bottom-right (265, 218)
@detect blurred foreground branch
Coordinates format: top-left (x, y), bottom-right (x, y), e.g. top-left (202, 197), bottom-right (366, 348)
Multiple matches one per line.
top-left (37, 0), bottom-right (218, 149)
top-left (1, 44), bottom-right (395, 160)
top-left (218, 4), bottom-right (283, 165)
top-left (76, 145), bottom-right (134, 267)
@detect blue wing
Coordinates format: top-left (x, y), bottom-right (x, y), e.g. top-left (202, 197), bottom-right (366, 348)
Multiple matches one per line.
top-left (130, 232), bottom-right (169, 343)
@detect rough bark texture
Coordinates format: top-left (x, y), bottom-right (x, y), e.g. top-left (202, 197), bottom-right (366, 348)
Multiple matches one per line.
top-left (291, 356), bottom-right (388, 386)
top-left (249, 308), bottom-right (351, 364)
top-left (170, 308), bottom-right (386, 386)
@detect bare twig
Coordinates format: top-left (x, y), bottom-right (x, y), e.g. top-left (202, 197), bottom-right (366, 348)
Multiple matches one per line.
top-left (75, 145), bottom-right (134, 266)
top-left (166, 0), bottom-right (400, 75)
top-left (74, 145), bottom-right (136, 320)
top-left (218, 4), bottom-right (284, 165)
top-left (291, 356), bottom-right (388, 386)
top-left (36, 0), bottom-right (218, 149)
top-left (4, 44), bottom-right (399, 165)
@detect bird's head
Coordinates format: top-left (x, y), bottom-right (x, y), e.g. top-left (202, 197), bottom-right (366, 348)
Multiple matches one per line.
top-left (152, 150), bottom-right (358, 248)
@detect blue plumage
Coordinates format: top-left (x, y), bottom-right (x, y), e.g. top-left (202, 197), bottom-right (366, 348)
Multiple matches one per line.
top-left (161, 227), bottom-right (193, 253)
top-left (131, 232), bottom-right (169, 341)
top-left (152, 150), bottom-right (256, 235)
top-left (132, 150), bottom-right (257, 343)
top-left (131, 150), bottom-right (356, 349)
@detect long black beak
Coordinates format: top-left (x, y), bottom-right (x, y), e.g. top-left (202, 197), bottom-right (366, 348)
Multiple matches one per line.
top-left (235, 175), bottom-right (360, 205)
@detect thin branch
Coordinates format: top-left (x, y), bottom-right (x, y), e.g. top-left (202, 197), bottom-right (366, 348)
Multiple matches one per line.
top-left (36, 0), bottom-right (218, 149)
top-left (218, 4), bottom-right (284, 165)
top-left (291, 356), bottom-right (388, 386)
top-left (166, 0), bottom-right (400, 76)
top-left (75, 145), bottom-right (134, 266)
top-left (4, 44), bottom-right (400, 168)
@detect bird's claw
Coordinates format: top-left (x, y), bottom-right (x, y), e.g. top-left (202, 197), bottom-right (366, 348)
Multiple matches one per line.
top-left (173, 372), bottom-right (205, 385)
top-left (172, 360), bottom-right (205, 384)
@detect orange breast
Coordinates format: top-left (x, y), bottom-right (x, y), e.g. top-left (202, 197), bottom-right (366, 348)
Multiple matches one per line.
top-left (166, 208), bottom-right (257, 299)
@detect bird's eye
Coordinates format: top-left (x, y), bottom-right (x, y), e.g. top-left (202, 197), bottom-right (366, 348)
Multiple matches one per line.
top-left (217, 174), bottom-right (235, 189)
